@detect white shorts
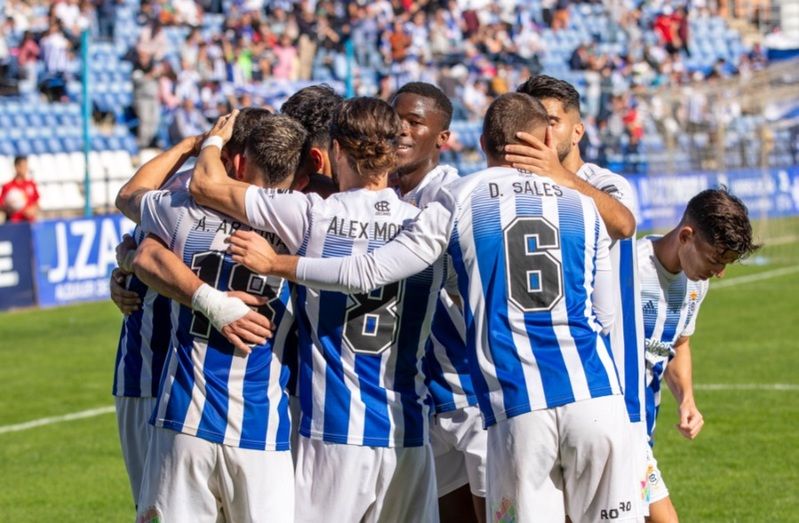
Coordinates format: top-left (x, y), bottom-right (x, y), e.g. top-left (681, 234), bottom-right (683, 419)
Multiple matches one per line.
top-left (645, 444), bottom-right (670, 504)
top-left (294, 436), bottom-right (438, 523)
top-left (632, 421), bottom-right (651, 517)
top-left (429, 404), bottom-right (487, 497)
top-left (487, 395), bottom-right (641, 523)
top-left (137, 427), bottom-right (294, 523)
top-left (115, 396), bottom-right (157, 506)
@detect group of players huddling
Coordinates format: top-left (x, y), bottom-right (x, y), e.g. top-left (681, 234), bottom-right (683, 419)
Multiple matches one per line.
top-left (109, 75), bottom-right (760, 523)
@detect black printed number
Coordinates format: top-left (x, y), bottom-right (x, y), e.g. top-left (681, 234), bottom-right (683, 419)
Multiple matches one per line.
top-left (189, 251), bottom-right (284, 339)
top-left (504, 217), bottom-right (563, 312)
top-left (342, 282), bottom-right (403, 355)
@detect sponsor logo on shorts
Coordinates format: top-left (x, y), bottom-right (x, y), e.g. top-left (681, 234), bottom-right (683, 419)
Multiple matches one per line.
top-left (647, 462), bottom-right (659, 487)
top-left (493, 497), bottom-right (517, 523)
top-left (600, 502), bottom-right (634, 520)
top-left (137, 506), bottom-right (162, 523)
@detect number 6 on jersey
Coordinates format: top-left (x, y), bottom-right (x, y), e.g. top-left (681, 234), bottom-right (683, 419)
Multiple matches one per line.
top-left (504, 217), bottom-right (564, 312)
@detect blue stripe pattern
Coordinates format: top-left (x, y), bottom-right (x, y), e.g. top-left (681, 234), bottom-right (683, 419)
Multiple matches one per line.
top-left (394, 265), bottom-right (433, 446)
top-left (517, 193), bottom-right (575, 408)
top-left (447, 226), bottom-right (494, 422)
top-left (618, 238), bottom-right (642, 422)
top-left (423, 296), bottom-right (477, 413)
top-left (471, 186), bottom-right (530, 423)
top-left (112, 273), bottom-right (172, 398)
top-left (557, 194), bottom-right (613, 399)
top-left (155, 223), bottom-right (292, 450)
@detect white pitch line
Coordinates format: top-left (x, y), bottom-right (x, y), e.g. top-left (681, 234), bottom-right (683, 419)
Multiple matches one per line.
top-left (694, 384), bottom-right (799, 391)
top-left (713, 266), bottom-right (799, 289)
top-left (0, 405), bottom-right (115, 435)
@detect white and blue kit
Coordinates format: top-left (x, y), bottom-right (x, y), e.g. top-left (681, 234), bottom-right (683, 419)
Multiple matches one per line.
top-left (136, 189), bottom-right (296, 522)
top-left (577, 163), bottom-right (645, 426)
top-left (399, 164), bottom-right (487, 499)
top-left (243, 186), bottom-right (445, 522)
top-left (403, 165), bottom-right (477, 414)
top-left (638, 236), bottom-right (708, 441)
top-left (578, 163), bottom-right (649, 513)
top-left (112, 224), bottom-right (172, 506)
top-left (292, 166), bottom-right (639, 522)
top-left (637, 235), bottom-right (707, 505)
top-left (112, 169), bottom-right (189, 505)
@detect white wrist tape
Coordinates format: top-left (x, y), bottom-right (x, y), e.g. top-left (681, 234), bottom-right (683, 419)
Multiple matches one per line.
top-left (201, 135), bottom-right (225, 151)
top-left (191, 283), bottom-right (250, 331)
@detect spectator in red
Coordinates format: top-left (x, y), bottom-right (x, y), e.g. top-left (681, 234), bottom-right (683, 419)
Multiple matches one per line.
top-left (654, 6), bottom-right (679, 56)
top-left (1, 156), bottom-right (39, 222)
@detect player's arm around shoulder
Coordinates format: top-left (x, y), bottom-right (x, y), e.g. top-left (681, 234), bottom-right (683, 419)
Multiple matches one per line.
top-left (503, 129), bottom-right (636, 239)
top-left (116, 133), bottom-right (203, 223)
top-left (581, 165), bottom-right (638, 240)
top-left (189, 111), bottom-right (250, 224)
top-left (132, 234), bottom-right (273, 354)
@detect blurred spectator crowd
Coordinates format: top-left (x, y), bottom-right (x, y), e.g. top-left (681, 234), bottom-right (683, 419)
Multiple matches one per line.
top-left (0, 0), bottom-right (792, 176)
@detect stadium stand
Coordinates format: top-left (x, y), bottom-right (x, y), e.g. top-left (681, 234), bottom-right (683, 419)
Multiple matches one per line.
top-left (0, 0), bottom-right (797, 211)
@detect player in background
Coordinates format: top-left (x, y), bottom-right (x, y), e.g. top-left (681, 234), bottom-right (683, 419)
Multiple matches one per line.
top-left (280, 83), bottom-right (342, 198)
top-left (189, 98), bottom-right (444, 522)
top-left (391, 81), bottom-right (486, 523)
top-left (639, 188), bottom-right (759, 522)
top-left (280, 84), bottom-right (343, 457)
top-left (237, 93), bottom-right (639, 522)
top-left (508, 75), bottom-right (648, 510)
top-left (130, 113), bottom-right (306, 521)
top-left (109, 108), bottom-right (274, 507)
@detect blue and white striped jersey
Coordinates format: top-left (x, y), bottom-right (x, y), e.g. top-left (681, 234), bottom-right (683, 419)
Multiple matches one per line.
top-left (398, 165), bottom-right (477, 413)
top-left (245, 187), bottom-right (446, 447)
top-left (293, 167), bottom-right (621, 428)
top-left (112, 169), bottom-right (191, 398)
top-left (577, 163), bottom-right (645, 424)
top-left (638, 236), bottom-right (707, 441)
top-left (112, 225), bottom-right (172, 398)
top-left (140, 189), bottom-right (294, 451)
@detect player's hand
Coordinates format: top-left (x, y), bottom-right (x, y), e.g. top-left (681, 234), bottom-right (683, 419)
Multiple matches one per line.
top-left (220, 309), bottom-right (273, 354)
top-left (676, 400), bottom-right (704, 440)
top-left (115, 234), bottom-right (138, 274)
top-left (503, 127), bottom-right (576, 186)
top-left (227, 290), bottom-right (269, 308)
top-left (227, 229), bottom-right (277, 275)
top-left (208, 110), bottom-right (239, 145)
top-left (110, 267), bottom-right (140, 314)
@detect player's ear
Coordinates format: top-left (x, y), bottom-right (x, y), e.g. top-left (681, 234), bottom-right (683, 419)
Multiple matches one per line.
top-left (678, 225), bottom-right (694, 245)
top-left (573, 121), bottom-right (585, 146)
top-left (310, 147), bottom-right (325, 172)
top-left (436, 130), bottom-right (450, 149)
top-left (234, 154), bottom-right (247, 180)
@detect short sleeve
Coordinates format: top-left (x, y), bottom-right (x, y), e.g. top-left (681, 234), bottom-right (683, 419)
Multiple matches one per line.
top-left (680, 281), bottom-right (708, 338)
top-left (595, 171), bottom-right (637, 215)
top-left (244, 186), bottom-right (313, 253)
top-left (140, 190), bottom-right (182, 247)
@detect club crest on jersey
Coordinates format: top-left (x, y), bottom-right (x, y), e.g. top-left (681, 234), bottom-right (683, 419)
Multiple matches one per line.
top-left (374, 200), bottom-right (391, 215)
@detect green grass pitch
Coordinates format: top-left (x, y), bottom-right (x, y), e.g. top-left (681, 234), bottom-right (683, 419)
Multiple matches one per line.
top-left (0, 235), bottom-right (796, 521)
